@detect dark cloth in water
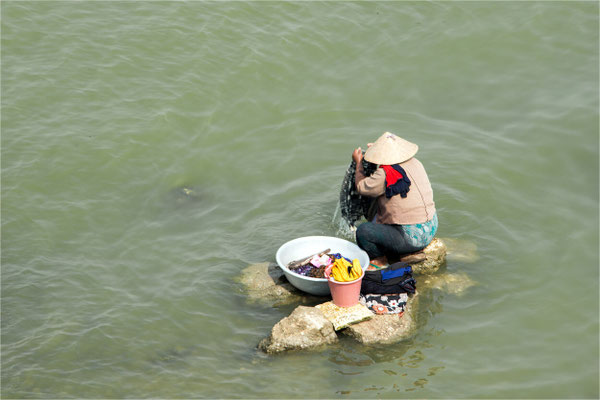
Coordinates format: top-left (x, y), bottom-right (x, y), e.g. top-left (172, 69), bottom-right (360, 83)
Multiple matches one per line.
top-left (381, 164), bottom-right (411, 198)
top-left (339, 159), bottom-right (378, 228)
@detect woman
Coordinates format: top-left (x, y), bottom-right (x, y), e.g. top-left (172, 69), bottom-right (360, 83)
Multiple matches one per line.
top-left (352, 132), bottom-right (438, 268)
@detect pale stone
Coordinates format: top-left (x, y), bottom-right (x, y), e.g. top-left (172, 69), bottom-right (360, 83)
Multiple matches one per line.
top-left (258, 306), bottom-right (338, 353)
top-left (417, 272), bottom-right (477, 296)
top-left (236, 262), bottom-right (306, 306)
top-left (342, 296), bottom-right (418, 345)
top-left (409, 238), bottom-right (447, 275)
top-left (440, 237), bottom-right (480, 263)
top-left (242, 238), bottom-right (460, 352)
top-left (239, 238), bottom-right (448, 308)
top-left (315, 301), bottom-right (373, 331)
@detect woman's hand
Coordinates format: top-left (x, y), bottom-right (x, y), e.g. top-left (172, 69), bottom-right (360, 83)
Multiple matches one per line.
top-left (352, 147), bottom-right (363, 164)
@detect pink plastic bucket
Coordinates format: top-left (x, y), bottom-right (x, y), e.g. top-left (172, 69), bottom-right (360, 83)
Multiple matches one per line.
top-left (324, 266), bottom-right (365, 307)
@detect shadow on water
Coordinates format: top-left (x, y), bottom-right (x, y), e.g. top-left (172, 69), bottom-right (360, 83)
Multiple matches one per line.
top-left (148, 345), bottom-right (195, 368)
top-left (327, 331), bottom-right (448, 396)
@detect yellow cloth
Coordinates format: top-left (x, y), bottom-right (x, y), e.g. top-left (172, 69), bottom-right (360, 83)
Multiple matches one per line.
top-left (330, 258), bottom-right (362, 282)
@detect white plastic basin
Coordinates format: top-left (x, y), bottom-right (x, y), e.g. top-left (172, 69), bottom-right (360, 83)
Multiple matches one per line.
top-left (276, 236), bottom-right (370, 296)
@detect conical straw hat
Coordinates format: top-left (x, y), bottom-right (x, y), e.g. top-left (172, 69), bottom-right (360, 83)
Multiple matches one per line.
top-left (363, 132), bottom-right (418, 165)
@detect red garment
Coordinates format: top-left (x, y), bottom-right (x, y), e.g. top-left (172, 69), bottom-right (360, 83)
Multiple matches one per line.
top-left (380, 165), bottom-right (403, 187)
top-left (380, 164), bottom-right (411, 198)
top-left (355, 157), bottom-right (435, 224)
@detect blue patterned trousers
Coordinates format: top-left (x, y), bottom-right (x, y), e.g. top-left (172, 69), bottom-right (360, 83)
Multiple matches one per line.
top-left (356, 213), bottom-right (438, 260)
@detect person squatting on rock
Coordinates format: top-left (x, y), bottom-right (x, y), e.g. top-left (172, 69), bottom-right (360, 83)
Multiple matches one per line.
top-left (352, 132), bottom-right (438, 268)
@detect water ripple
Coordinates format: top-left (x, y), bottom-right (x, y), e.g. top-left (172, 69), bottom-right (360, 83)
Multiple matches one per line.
top-left (2, 1), bottom-right (598, 398)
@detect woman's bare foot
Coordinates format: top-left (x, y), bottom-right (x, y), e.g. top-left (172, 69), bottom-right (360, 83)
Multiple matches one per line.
top-left (370, 256), bottom-right (388, 268)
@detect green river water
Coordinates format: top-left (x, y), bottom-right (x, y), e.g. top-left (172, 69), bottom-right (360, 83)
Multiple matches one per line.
top-left (1, 1), bottom-right (598, 398)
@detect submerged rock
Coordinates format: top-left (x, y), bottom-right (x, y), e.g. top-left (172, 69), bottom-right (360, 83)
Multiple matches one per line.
top-left (417, 272), bottom-right (477, 296)
top-left (150, 345), bottom-right (193, 366)
top-left (439, 237), bottom-right (480, 263)
top-left (342, 295), bottom-right (418, 345)
top-left (169, 185), bottom-right (204, 207)
top-left (258, 306), bottom-right (338, 354)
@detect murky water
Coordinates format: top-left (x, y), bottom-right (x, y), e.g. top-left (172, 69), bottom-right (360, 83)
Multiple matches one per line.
top-left (2, 2), bottom-right (598, 398)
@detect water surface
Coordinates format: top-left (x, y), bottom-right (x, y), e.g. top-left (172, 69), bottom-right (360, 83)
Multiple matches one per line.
top-left (2, 1), bottom-right (598, 398)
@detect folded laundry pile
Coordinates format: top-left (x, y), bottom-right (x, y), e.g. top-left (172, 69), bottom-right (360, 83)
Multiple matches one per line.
top-left (290, 255), bottom-right (331, 278)
top-left (360, 293), bottom-right (408, 315)
top-left (359, 261), bottom-right (416, 315)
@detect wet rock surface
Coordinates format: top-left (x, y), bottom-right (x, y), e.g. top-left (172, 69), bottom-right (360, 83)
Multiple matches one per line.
top-left (402, 238), bottom-right (447, 275)
top-left (316, 302), bottom-right (373, 331)
top-left (440, 237), bottom-right (480, 263)
top-left (342, 298), bottom-right (417, 345)
top-left (169, 185), bottom-right (206, 208)
top-left (241, 238), bottom-right (476, 352)
top-left (258, 306), bottom-right (338, 354)
top-left (417, 272), bottom-right (477, 295)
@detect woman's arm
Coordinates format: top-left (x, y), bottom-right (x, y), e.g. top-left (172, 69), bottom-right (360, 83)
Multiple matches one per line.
top-left (352, 147), bottom-right (385, 197)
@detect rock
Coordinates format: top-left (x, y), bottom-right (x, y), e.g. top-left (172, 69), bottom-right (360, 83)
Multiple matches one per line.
top-left (315, 301), bottom-right (373, 331)
top-left (258, 306), bottom-right (338, 354)
top-left (440, 237), bottom-right (480, 263)
top-left (239, 237), bottom-right (448, 307)
top-left (241, 237), bottom-right (470, 353)
top-left (169, 185), bottom-right (205, 208)
top-left (237, 262), bottom-right (305, 306)
top-left (417, 272), bottom-right (476, 296)
top-left (407, 238), bottom-right (447, 275)
top-left (342, 296), bottom-right (418, 345)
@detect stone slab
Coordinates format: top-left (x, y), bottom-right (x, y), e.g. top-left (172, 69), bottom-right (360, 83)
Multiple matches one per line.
top-left (342, 296), bottom-right (418, 345)
top-left (315, 301), bottom-right (373, 331)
